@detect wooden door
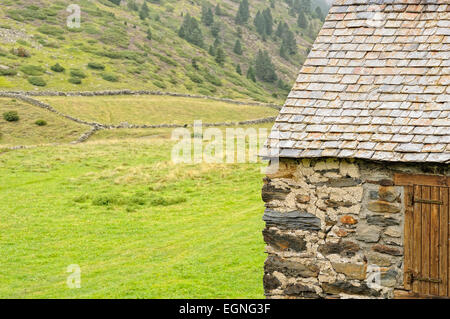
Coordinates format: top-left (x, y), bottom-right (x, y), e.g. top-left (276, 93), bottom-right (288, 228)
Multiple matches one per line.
top-left (404, 184), bottom-right (449, 297)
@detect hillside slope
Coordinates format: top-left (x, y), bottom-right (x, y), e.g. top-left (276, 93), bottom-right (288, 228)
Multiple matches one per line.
top-left (0, 0), bottom-right (329, 103)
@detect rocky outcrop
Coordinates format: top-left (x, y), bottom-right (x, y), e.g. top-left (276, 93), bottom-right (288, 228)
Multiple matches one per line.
top-left (0, 27), bottom-right (41, 49)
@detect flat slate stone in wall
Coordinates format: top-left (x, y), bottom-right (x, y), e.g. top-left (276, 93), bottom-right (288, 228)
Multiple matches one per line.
top-left (261, 158), bottom-right (450, 299)
top-left (263, 209), bottom-right (321, 231)
top-left (262, 228), bottom-right (306, 252)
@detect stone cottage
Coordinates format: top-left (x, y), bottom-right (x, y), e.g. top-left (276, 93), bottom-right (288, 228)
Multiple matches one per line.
top-left (261, 0), bottom-right (449, 299)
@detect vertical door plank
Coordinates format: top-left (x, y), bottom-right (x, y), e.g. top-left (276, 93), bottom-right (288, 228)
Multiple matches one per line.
top-left (448, 187), bottom-right (450, 297)
top-left (439, 187), bottom-right (448, 297)
top-left (404, 185), bottom-right (414, 291)
top-left (413, 185), bottom-right (422, 294)
top-left (430, 186), bottom-right (440, 296)
top-left (422, 186), bottom-right (431, 295)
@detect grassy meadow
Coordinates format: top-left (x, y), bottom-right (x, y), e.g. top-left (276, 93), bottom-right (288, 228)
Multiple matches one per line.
top-left (0, 96), bottom-right (272, 299)
top-left (0, 97), bottom-right (89, 147)
top-left (0, 0), bottom-right (331, 300)
top-left (41, 95), bottom-right (278, 125)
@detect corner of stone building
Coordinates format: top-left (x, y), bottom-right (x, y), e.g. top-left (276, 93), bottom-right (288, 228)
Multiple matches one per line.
top-left (262, 157), bottom-right (409, 299)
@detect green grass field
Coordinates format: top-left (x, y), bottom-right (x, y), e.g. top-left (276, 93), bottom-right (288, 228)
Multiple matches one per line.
top-left (0, 98), bottom-right (89, 146)
top-left (0, 96), bottom-right (271, 299)
top-left (41, 95), bottom-right (278, 125)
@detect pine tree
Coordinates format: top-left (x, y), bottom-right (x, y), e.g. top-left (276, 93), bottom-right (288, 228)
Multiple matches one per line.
top-left (237, 27), bottom-right (243, 39)
top-left (139, 2), bottom-right (150, 20)
top-left (215, 4), bottom-right (222, 16)
top-left (302, 0), bottom-right (311, 14)
top-left (262, 8), bottom-right (273, 36)
top-left (297, 11), bottom-right (307, 28)
top-left (246, 66), bottom-right (256, 82)
top-left (275, 21), bottom-right (285, 38)
top-left (262, 33), bottom-right (267, 42)
top-left (254, 50), bottom-right (277, 83)
top-left (277, 79), bottom-right (290, 91)
top-left (192, 58), bottom-right (199, 70)
top-left (211, 22), bottom-right (221, 38)
top-left (254, 8), bottom-right (273, 37)
top-left (146, 28), bottom-right (152, 40)
top-left (127, 0), bottom-right (139, 11)
top-left (235, 0), bottom-right (250, 25)
top-left (282, 29), bottom-right (297, 55)
top-left (280, 43), bottom-right (288, 60)
top-left (233, 39), bottom-right (243, 55)
top-left (201, 5), bottom-right (214, 26)
top-left (208, 45), bottom-right (216, 56)
top-left (215, 47), bottom-right (226, 66)
top-left (213, 37), bottom-right (221, 48)
top-left (236, 64), bottom-right (242, 75)
top-left (254, 11), bottom-right (266, 36)
top-left (178, 14), bottom-right (204, 47)
top-left (315, 6), bottom-right (324, 21)
top-left (293, 0), bottom-right (301, 13)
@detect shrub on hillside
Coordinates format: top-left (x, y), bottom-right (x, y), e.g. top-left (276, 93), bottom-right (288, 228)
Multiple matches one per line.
top-left (100, 27), bottom-right (130, 48)
top-left (43, 8), bottom-right (58, 17)
top-left (50, 63), bottom-right (65, 72)
top-left (8, 7), bottom-right (46, 21)
top-left (101, 72), bottom-right (119, 82)
top-left (37, 25), bottom-right (64, 37)
top-left (28, 76), bottom-right (47, 87)
top-left (68, 77), bottom-right (82, 85)
top-left (153, 80), bottom-right (166, 89)
top-left (35, 119), bottom-right (47, 126)
top-left (92, 195), bottom-right (116, 206)
top-left (107, 0), bottom-right (121, 6)
top-left (20, 65), bottom-right (45, 76)
top-left (203, 72), bottom-right (222, 86)
top-left (153, 52), bottom-right (178, 66)
top-left (150, 196), bottom-right (187, 207)
top-left (70, 69), bottom-right (87, 78)
top-left (11, 47), bottom-right (31, 57)
top-left (0, 69), bottom-right (17, 76)
top-left (187, 73), bottom-right (203, 84)
top-left (87, 62), bottom-right (105, 70)
top-left (3, 111), bottom-right (19, 122)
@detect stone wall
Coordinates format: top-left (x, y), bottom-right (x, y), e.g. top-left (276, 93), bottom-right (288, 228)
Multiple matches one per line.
top-left (0, 90), bottom-right (282, 110)
top-left (262, 157), bottom-right (449, 299)
top-left (0, 92), bottom-right (277, 129)
top-left (0, 92), bottom-right (276, 147)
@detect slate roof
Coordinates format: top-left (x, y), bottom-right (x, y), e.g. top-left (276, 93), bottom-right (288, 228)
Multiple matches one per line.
top-left (264, 0), bottom-right (450, 163)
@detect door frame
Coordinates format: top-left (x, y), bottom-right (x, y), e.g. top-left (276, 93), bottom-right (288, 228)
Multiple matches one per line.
top-left (394, 173), bottom-right (450, 187)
